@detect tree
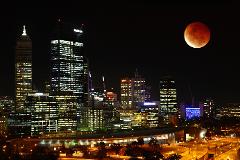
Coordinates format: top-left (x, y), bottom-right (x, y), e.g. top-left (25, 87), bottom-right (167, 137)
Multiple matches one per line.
top-left (143, 150), bottom-right (164, 160)
top-left (131, 141), bottom-right (139, 147)
top-left (149, 138), bottom-right (158, 146)
top-left (31, 146), bottom-right (59, 160)
top-left (96, 142), bottom-right (107, 159)
top-left (129, 158), bottom-right (140, 160)
top-left (78, 145), bottom-right (90, 158)
top-left (110, 143), bottom-right (122, 155)
top-left (66, 148), bottom-right (74, 157)
top-left (166, 153), bottom-right (182, 160)
top-left (0, 139), bottom-right (8, 160)
top-left (137, 137), bottom-right (144, 145)
top-left (125, 144), bottom-right (138, 157)
top-left (148, 138), bottom-right (160, 151)
top-left (125, 143), bottom-right (144, 158)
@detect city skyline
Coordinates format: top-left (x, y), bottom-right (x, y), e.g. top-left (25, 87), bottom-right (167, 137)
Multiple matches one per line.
top-left (0, 1), bottom-right (239, 105)
top-left (1, 2), bottom-right (240, 160)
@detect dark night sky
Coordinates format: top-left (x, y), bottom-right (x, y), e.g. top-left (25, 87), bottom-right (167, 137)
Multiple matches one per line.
top-left (0, 1), bottom-right (239, 105)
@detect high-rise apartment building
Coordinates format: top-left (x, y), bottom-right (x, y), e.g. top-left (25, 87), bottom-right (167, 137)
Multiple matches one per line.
top-left (159, 76), bottom-right (178, 125)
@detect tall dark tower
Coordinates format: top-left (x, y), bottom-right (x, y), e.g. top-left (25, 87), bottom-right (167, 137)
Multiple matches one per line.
top-left (132, 69), bottom-right (145, 106)
top-left (50, 20), bottom-right (88, 131)
top-left (15, 25), bottom-right (32, 110)
top-left (10, 25), bottom-right (32, 136)
top-left (50, 21), bottom-right (86, 98)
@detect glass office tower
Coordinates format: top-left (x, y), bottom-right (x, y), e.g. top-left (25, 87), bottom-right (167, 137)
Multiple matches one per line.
top-left (159, 76), bottom-right (178, 125)
top-left (50, 21), bottom-right (88, 131)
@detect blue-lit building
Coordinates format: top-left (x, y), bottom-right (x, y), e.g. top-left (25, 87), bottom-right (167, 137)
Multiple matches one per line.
top-left (180, 102), bottom-right (204, 120)
top-left (185, 107), bottom-right (201, 120)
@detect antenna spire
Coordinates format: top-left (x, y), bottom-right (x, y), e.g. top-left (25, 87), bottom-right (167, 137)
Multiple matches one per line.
top-left (22, 25), bottom-right (27, 36)
top-left (102, 76), bottom-right (106, 92)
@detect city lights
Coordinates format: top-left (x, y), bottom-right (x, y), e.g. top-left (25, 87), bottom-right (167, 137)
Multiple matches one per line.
top-left (0, 3), bottom-right (239, 160)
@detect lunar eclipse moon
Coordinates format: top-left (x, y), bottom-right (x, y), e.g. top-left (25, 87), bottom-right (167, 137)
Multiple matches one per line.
top-left (184, 22), bottom-right (210, 48)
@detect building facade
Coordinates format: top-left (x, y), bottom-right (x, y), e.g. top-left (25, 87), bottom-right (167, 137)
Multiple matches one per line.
top-left (217, 103), bottom-right (240, 118)
top-left (202, 98), bottom-right (215, 118)
top-left (120, 78), bottom-right (132, 109)
top-left (78, 107), bottom-right (104, 131)
top-left (15, 25), bottom-right (32, 110)
top-left (50, 21), bottom-right (88, 103)
top-left (159, 76), bottom-right (178, 125)
top-left (120, 71), bottom-right (147, 109)
top-left (11, 26), bottom-right (32, 136)
top-left (132, 71), bottom-right (146, 106)
top-left (26, 93), bottom-right (58, 136)
top-left (0, 97), bottom-right (14, 137)
top-left (53, 93), bottom-right (80, 131)
top-left (137, 102), bottom-right (160, 128)
top-left (50, 21), bottom-right (88, 131)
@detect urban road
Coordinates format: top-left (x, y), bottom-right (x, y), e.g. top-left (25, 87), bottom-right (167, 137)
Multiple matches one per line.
top-left (58, 136), bottom-right (240, 160)
top-left (7, 134), bottom-right (240, 159)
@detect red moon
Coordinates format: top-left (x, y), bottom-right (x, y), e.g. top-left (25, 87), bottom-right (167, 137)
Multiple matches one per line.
top-left (184, 22), bottom-right (210, 48)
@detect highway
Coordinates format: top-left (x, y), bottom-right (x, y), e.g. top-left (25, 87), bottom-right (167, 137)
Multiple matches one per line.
top-left (215, 144), bottom-right (240, 160)
top-left (153, 136), bottom-right (240, 160)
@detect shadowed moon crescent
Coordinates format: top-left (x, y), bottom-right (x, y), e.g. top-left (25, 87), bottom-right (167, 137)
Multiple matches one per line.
top-left (184, 22), bottom-right (210, 48)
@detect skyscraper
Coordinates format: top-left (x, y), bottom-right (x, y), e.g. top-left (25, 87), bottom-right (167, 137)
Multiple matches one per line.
top-left (159, 76), bottom-right (178, 125)
top-left (0, 96), bottom-right (14, 137)
top-left (11, 26), bottom-right (32, 136)
top-left (50, 21), bottom-right (88, 131)
top-left (202, 98), bottom-right (215, 119)
top-left (120, 71), bottom-right (147, 109)
top-left (132, 70), bottom-right (145, 106)
top-left (50, 22), bottom-right (86, 99)
top-left (15, 25), bottom-right (32, 110)
top-left (120, 78), bottom-right (132, 109)
top-left (145, 85), bottom-right (151, 102)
